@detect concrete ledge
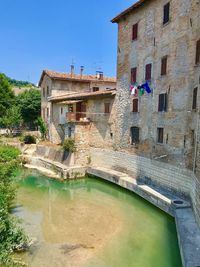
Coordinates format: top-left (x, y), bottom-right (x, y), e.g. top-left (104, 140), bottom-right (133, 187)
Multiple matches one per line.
top-left (24, 155), bottom-right (87, 179)
top-left (175, 208), bottom-right (200, 267)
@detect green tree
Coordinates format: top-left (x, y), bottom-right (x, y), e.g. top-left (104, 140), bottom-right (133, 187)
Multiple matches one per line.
top-left (0, 73), bottom-right (15, 118)
top-left (37, 117), bottom-right (48, 140)
top-left (16, 89), bottom-right (41, 128)
top-left (0, 106), bottom-right (22, 134)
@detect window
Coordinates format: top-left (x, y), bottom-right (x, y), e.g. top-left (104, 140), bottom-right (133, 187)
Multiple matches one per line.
top-left (43, 88), bottom-right (45, 98)
top-left (61, 107), bottom-right (63, 115)
top-left (132, 99), bottom-right (139, 112)
top-left (161, 56), bottom-right (168, 76)
top-left (157, 128), bottom-right (164, 144)
top-left (163, 2), bottom-right (170, 25)
top-left (132, 23), bottom-right (138, 41)
top-left (47, 86), bottom-right (50, 96)
top-left (192, 87), bottom-right (198, 110)
top-left (93, 87), bottom-right (99, 92)
top-left (195, 40), bottom-right (200, 64)
top-left (47, 107), bottom-right (49, 117)
top-left (145, 63), bottom-right (152, 81)
top-left (158, 93), bottom-right (168, 112)
top-left (131, 127), bottom-right (139, 144)
top-left (104, 103), bottom-right (111, 114)
top-left (131, 67), bottom-right (137, 84)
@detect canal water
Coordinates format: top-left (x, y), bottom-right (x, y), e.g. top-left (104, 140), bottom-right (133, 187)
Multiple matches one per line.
top-left (13, 169), bottom-right (182, 267)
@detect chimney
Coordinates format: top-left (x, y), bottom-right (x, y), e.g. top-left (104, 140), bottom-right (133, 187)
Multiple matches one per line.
top-left (80, 66), bottom-right (84, 78)
top-left (96, 71), bottom-right (104, 80)
top-left (99, 71), bottom-right (104, 80)
top-left (70, 64), bottom-right (74, 77)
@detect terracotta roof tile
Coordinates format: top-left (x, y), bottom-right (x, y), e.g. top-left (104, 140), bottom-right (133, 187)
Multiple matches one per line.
top-left (39, 70), bottom-right (116, 86)
top-left (111, 0), bottom-right (149, 23)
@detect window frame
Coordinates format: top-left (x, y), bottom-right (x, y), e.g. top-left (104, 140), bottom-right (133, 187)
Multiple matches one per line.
top-left (145, 63), bottom-right (152, 81)
top-left (192, 87), bottom-right (198, 110)
top-left (130, 126), bottom-right (140, 144)
top-left (163, 2), bottom-right (170, 25)
top-left (158, 93), bottom-right (168, 112)
top-left (92, 87), bottom-right (99, 92)
top-left (161, 56), bottom-right (168, 76)
top-left (131, 67), bottom-right (137, 84)
top-left (132, 23), bottom-right (138, 41)
top-left (132, 98), bottom-right (139, 113)
top-left (195, 39), bottom-right (200, 65)
top-left (104, 102), bottom-right (111, 114)
top-left (157, 128), bottom-right (164, 144)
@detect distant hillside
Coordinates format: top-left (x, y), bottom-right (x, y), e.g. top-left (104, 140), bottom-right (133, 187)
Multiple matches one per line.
top-left (6, 75), bottom-right (35, 87)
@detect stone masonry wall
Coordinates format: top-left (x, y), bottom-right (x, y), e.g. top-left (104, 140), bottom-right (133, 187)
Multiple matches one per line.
top-left (114, 0), bottom-right (200, 169)
top-left (90, 147), bottom-right (200, 225)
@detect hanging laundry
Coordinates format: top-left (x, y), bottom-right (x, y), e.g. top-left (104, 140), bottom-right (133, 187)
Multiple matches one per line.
top-left (131, 86), bottom-right (138, 96)
top-left (142, 82), bottom-right (152, 94)
top-left (138, 88), bottom-right (144, 96)
top-left (130, 85), bottom-right (134, 92)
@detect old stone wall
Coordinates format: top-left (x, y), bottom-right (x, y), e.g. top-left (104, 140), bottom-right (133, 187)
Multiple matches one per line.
top-left (114, 0), bottom-right (200, 168)
top-left (90, 147), bottom-right (200, 225)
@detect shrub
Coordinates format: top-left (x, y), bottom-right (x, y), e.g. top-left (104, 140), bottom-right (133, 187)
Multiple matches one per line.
top-left (0, 145), bottom-right (20, 163)
top-left (37, 117), bottom-right (47, 140)
top-left (62, 138), bottom-right (76, 153)
top-left (23, 135), bottom-right (36, 144)
top-left (0, 146), bottom-right (28, 266)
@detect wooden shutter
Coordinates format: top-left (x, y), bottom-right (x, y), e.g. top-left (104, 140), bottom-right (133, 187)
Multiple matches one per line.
top-left (163, 2), bottom-right (170, 25)
top-left (196, 40), bottom-right (200, 64)
top-left (145, 64), bottom-right (152, 81)
top-left (131, 127), bottom-right (139, 144)
top-left (157, 128), bottom-right (164, 143)
top-left (158, 93), bottom-right (168, 112)
top-left (133, 99), bottom-right (138, 112)
top-left (161, 56), bottom-right (167, 76)
top-left (104, 103), bottom-right (110, 114)
top-left (132, 23), bottom-right (138, 41)
top-left (131, 67), bottom-right (137, 84)
top-left (192, 87), bottom-right (198, 110)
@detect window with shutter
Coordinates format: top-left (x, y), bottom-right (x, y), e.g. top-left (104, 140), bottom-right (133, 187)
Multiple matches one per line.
top-left (145, 64), bottom-right (152, 81)
top-left (161, 56), bottom-right (168, 76)
top-left (132, 99), bottom-right (139, 112)
top-left (158, 93), bottom-right (168, 112)
top-left (93, 87), bottom-right (99, 92)
top-left (104, 103), bottom-right (111, 114)
top-left (131, 67), bottom-right (137, 84)
top-left (163, 2), bottom-right (170, 25)
top-left (131, 127), bottom-right (140, 144)
top-left (132, 23), bottom-right (138, 41)
top-left (192, 87), bottom-right (198, 110)
top-left (157, 128), bottom-right (164, 144)
top-left (196, 40), bottom-right (200, 64)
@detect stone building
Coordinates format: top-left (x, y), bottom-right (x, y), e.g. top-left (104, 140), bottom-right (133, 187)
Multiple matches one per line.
top-left (39, 69), bottom-right (116, 163)
top-left (111, 0), bottom-right (200, 170)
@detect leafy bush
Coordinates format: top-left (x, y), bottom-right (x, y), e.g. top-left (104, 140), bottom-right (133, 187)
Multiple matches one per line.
top-left (0, 145), bottom-right (21, 163)
top-left (0, 148), bottom-right (28, 266)
top-left (23, 135), bottom-right (36, 144)
top-left (37, 117), bottom-right (47, 140)
top-left (62, 138), bottom-right (76, 153)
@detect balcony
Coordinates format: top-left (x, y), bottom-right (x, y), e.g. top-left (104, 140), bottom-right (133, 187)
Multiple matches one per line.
top-left (67, 112), bottom-right (90, 123)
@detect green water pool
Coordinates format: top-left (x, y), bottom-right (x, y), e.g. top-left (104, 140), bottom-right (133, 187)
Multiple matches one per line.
top-left (13, 169), bottom-right (182, 267)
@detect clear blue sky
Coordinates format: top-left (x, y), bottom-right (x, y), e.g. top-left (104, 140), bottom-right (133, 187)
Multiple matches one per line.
top-left (0, 0), bottom-right (136, 84)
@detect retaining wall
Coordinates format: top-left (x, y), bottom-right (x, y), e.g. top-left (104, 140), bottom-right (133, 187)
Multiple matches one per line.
top-left (90, 147), bottom-right (200, 225)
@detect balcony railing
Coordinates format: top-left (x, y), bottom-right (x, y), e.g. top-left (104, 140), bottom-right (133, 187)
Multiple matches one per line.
top-left (67, 112), bottom-right (90, 123)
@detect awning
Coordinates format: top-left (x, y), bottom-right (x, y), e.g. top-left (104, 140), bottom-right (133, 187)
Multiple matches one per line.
top-left (57, 100), bottom-right (83, 105)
